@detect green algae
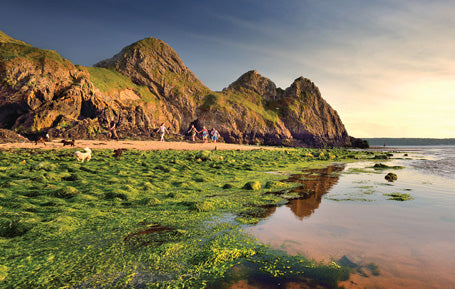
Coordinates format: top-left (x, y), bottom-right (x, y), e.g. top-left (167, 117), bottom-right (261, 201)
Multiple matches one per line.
top-left (364, 262), bottom-right (380, 276)
top-left (371, 163), bottom-right (405, 170)
top-left (0, 147), bottom-right (376, 288)
top-left (242, 181), bottom-right (261, 190)
top-left (384, 193), bottom-right (414, 201)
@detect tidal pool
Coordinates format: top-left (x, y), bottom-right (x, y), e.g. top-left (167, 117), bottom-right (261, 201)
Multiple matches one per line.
top-left (246, 151), bottom-right (455, 289)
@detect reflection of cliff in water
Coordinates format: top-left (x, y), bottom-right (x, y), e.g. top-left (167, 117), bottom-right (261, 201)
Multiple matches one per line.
top-left (285, 165), bottom-right (345, 220)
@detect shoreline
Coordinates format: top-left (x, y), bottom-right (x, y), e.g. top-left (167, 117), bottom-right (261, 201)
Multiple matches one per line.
top-left (0, 139), bottom-right (278, 151)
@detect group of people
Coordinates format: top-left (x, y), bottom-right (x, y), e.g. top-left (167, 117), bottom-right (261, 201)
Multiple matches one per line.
top-left (108, 120), bottom-right (219, 143)
top-left (186, 124), bottom-right (219, 143)
top-left (159, 123), bottom-right (219, 143)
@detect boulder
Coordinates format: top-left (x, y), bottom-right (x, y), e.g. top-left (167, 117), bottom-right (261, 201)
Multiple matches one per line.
top-left (385, 173), bottom-right (398, 181)
top-left (0, 129), bottom-right (29, 143)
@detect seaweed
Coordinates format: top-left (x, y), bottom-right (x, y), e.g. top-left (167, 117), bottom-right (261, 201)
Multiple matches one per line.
top-left (0, 147), bottom-right (377, 288)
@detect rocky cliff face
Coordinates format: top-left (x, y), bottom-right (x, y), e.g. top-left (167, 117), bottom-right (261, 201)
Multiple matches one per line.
top-left (0, 35), bottom-right (158, 139)
top-left (0, 40), bottom-right (106, 132)
top-left (225, 70), bottom-right (278, 101)
top-left (280, 77), bottom-right (349, 147)
top-left (95, 37), bottom-right (210, 132)
top-left (0, 31), bottom-right (353, 147)
top-left (218, 71), bottom-right (350, 147)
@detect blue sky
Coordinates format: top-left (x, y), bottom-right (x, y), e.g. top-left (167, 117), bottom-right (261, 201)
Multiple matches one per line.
top-left (2, 0), bottom-right (454, 138)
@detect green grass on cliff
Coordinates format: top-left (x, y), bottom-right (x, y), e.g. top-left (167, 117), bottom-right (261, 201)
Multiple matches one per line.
top-left (103, 37), bottom-right (211, 101)
top-left (0, 148), bottom-right (375, 288)
top-left (0, 31), bottom-right (29, 46)
top-left (202, 90), bottom-right (279, 124)
top-left (157, 68), bottom-right (210, 100)
top-left (85, 66), bottom-right (157, 103)
top-left (127, 37), bottom-right (168, 53)
top-left (228, 90), bottom-right (279, 123)
top-left (0, 40), bottom-right (71, 68)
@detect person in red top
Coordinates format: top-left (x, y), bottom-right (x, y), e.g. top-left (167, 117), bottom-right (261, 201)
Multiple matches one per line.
top-left (199, 126), bottom-right (209, 143)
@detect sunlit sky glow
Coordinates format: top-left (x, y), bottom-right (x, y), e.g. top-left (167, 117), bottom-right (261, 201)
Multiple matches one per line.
top-left (2, 0), bottom-right (454, 138)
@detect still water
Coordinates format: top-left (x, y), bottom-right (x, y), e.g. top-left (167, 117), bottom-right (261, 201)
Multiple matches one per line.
top-left (247, 147), bottom-right (455, 288)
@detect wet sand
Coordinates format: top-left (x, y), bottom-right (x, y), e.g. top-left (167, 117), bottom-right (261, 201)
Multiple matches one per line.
top-left (0, 139), bottom-right (277, 151)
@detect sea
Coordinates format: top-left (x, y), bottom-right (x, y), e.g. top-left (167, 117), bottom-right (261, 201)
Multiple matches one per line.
top-left (246, 146), bottom-right (455, 289)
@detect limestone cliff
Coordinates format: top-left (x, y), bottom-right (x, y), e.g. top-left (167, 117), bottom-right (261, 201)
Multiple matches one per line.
top-left (279, 77), bottom-right (350, 147)
top-left (95, 37), bottom-right (210, 132)
top-left (0, 37), bottom-right (107, 133)
top-left (225, 70), bottom-right (278, 101)
top-left (0, 33), bottom-right (155, 139)
top-left (0, 31), bottom-right (353, 147)
top-left (219, 71), bottom-right (350, 147)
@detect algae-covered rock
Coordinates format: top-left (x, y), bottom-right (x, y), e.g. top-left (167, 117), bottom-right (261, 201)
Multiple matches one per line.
top-left (385, 173), bottom-right (398, 182)
top-left (0, 217), bottom-right (35, 238)
top-left (373, 163), bottom-right (404, 170)
top-left (373, 163), bottom-right (389, 169)
top-left (138, 197), bottom-right (161, 206)
top-left (62, 173), bottom-right (80, 181)
top-left (0, 264), bottom-right (8, 281)
top-left (264, 180), bottom-right (287, 189)
top-left (384, 192), bottom-right (413, 201)
top-left (50, 186), bottom-right (79, 198)
top-left (32, 174), bottom-right (47, 183)
top-left (104, 190), bottom-right (128, 200)
top-left (197, 151), bottom-right (212, 161)
top-left (243, 181), bottom-right (261, 190)
top-left (374, 155), bottom-right (389, 160)
top-left (338, 255), bottom-right (358, 268)
top-left (34, 161), bottom-right (57, 171)
top-left (194, 200), bottom-right (216, 212)
top-left (222, 183), bottom-right (233, 189)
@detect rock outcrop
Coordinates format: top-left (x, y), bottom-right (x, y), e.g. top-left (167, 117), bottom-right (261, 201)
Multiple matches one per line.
top-left (0, 34), bottom-right (158, 140)
top-left (95, 37), bottom-right (210, 132)
top-left (225, 70), bottom-right (278, 101)
top-left (0, 128), bottom-right (29, 144)
top-left (0, 45), bottom-right (105, 132)
top-left (279, 77), bottom-right (349, 147)
top-left (0, 31), bottom-right (354, 147)
top-left (216, 71), bottom-right (350, 147)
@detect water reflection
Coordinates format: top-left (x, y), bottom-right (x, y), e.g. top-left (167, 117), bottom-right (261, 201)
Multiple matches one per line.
top-left (250, 157), bottom-right (455, 289)
top-left (207, 261), bottom-right (335, 289)
top-left (280, 165), bottom-right (345, 220)
top-left (211, 165), bottom-right (347, 289)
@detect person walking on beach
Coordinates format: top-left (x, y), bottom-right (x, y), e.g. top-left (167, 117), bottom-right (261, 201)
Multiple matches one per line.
top-left (108, 120), bottom-right (119, 141)
top-left (157, 122), bottom-right (169, 142)
top-left (199, 126), bottom-right (209, 143)
top-left (211, 127), bottom-right (219, 143)
top-left (187, 124), bottom-right (198, 142)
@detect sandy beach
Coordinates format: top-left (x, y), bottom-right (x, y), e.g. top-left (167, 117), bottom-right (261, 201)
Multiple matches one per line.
top-left (0, 139), bottom-right (276, 151)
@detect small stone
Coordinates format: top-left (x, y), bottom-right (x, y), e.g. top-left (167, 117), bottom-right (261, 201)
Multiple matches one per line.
top-left (385, 173), bottom-right (398, 182)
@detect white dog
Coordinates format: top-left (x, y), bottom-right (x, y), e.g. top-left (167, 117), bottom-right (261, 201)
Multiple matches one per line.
top-left (75, 147), bottom-right (92, 162)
